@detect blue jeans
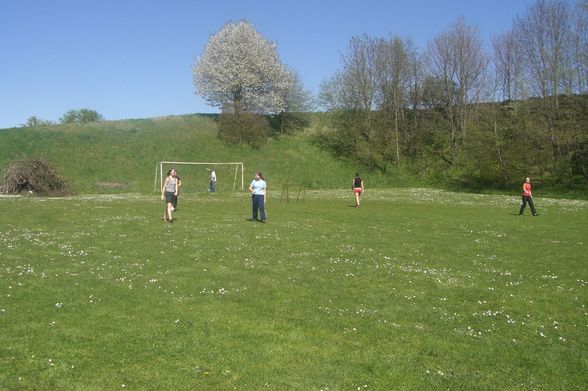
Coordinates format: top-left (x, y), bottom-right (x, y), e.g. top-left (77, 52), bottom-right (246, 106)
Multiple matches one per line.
top-left (252, 194), bottom-right (266, 221)
top-left (210, 181), bottom-right (215, 192)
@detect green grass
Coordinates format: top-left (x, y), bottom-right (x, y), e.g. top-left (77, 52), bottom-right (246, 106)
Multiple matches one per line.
top-left (1, 189), bottom-right (586, 390)
top-left (1, 115), bottom-right (406, 195)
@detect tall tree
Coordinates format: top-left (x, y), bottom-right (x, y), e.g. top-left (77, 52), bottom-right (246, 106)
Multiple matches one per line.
top-left (193, 20), bottom-right (294, 116)
top-left (424, 17), bottom-right (488, 165)
top-left (274, 71), bottom-right (314, 135)
top-left (570, 1), bottom-right (588, 94)
top-left (514, 0), bottom-right (572, 102)
top-left (373, 36), bottom-right (414, 165)
top-left (319, 34), bottom-right (421, 169)
top-left (319, 35), bottom-right (383, 168)
top-left (492, 30), bottom-right (525, 101)
top-left (513, 0), bottom-right (581, 176)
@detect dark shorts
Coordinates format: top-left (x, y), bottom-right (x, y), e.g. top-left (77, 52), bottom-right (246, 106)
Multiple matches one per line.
top-left (165, 191), bottom-right (175, 203)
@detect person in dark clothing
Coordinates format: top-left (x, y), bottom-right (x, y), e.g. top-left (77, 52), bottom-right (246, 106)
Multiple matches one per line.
top-left (352, 173), bottom-right (364, 208)
top-left (172, 172), bottom-right (181, 211)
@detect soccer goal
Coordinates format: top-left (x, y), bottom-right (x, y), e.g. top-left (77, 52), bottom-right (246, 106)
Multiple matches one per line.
top-left (153, 161), bottom-right (244, 192)
top-left (280, 183), bottom-right (305, 203)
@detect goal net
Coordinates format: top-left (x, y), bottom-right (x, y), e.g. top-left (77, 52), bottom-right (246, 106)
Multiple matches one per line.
top-left (153, 161), bottom-right (244, 193)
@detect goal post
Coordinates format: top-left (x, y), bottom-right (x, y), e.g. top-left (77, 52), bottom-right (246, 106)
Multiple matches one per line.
top-left (154, 161), bottom-right (244, 192)
top-left (280, 183), bottom-right (305, 203)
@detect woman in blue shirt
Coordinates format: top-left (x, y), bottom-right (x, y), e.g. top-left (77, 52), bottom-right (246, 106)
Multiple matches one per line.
top-left (248, 171), bottom-right (267, 222)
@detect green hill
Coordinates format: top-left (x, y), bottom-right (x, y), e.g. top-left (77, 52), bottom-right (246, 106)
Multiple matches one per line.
top-left (0, 114), bottom-right (401, 194)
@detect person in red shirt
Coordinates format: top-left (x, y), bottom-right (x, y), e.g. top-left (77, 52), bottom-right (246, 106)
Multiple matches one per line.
top-left (519, 177), bottom-right (538, 216)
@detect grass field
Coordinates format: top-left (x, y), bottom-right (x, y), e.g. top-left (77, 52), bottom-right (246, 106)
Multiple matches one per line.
top-left (1, 189), bottom-right (586, 390)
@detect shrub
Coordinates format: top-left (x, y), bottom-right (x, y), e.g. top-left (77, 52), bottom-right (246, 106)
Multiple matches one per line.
top-left (217, 111), bottom-right (269, 146)
top-left (1, 159), bottom-right (70, 196)
top-left (60, 109), bottom-right (104, 124)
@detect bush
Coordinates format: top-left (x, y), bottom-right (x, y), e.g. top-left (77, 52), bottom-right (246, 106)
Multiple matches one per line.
top-left (60, 109), bottom-right (104, 124)
top-left (217, 111), bottom-right (269, 146)
top-left (22, 116), bottom-right (54, 127)
top-left (1, 159), bottom-right (70, 196)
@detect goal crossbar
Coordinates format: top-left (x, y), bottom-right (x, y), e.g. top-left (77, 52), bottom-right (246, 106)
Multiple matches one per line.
top-left (154, 161), bottom-right (244, 192)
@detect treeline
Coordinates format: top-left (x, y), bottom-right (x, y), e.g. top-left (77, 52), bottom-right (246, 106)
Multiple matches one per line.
top-left (22, 109), bottom-right (103, 127)
top-left (314, 0), bottom-right (587, 189)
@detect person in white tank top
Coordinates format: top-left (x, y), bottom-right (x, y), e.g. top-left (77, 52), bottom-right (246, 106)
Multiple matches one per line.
top-left (161, 169), bottom-right (178, 222)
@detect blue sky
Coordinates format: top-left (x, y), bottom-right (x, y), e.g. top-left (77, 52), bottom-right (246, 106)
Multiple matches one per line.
top-left (0, 0), bottom-right (540, 129)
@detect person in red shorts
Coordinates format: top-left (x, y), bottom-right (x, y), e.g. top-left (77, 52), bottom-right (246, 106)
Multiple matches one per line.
top-left (352, 173), bottom-right (365, 208)
top-left (519, 177), bottom-right (539, 216)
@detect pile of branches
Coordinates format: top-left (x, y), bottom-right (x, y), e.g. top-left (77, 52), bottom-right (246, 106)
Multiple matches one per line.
top-left (2, 159), bottom-right (70, 196)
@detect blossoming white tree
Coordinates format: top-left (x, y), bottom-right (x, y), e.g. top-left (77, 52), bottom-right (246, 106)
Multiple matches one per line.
top-left (193, 20), bottom-right (294, 116)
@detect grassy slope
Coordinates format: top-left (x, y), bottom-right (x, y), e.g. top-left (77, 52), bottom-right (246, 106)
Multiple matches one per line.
top-left (1, 113), bottom-right (583, 198)
top-left (0, 115), bottom-right (401, 195)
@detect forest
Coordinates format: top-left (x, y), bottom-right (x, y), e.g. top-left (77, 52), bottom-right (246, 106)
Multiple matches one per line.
top-left (312, 1), bottom-right (587, 190)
